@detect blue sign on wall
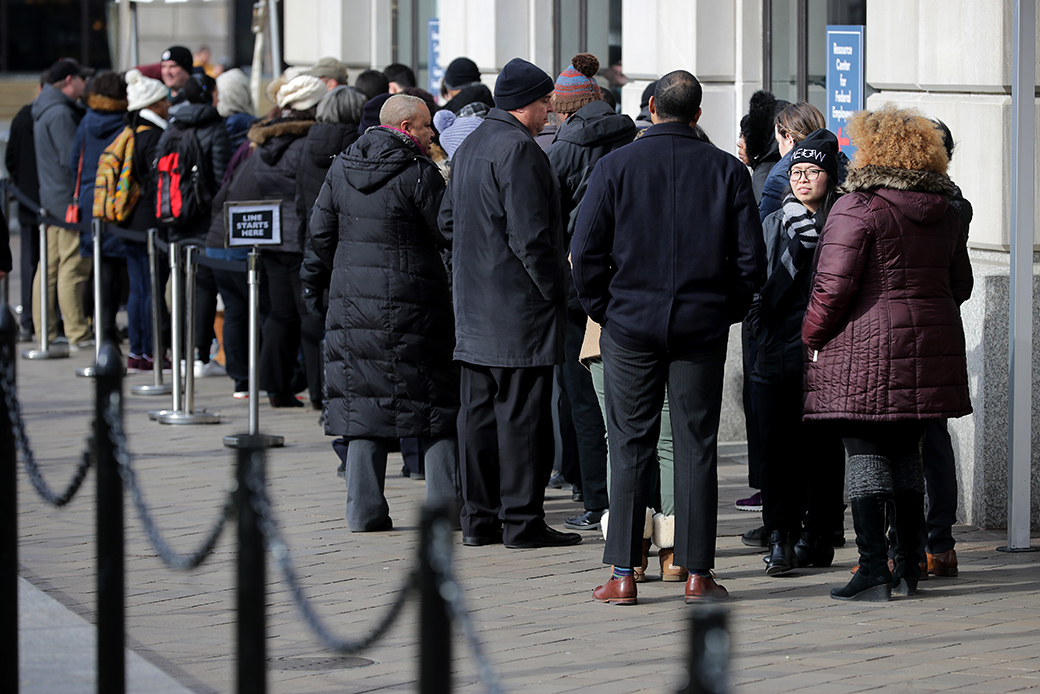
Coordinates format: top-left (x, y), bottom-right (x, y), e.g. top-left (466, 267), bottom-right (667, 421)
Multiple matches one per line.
top-left (428, 18), bottom-right (443, 97)
top-left (826, 25), bottom-right (864, 160)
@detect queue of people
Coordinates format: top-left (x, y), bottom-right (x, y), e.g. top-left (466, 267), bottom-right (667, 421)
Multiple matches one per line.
top-left (2, 47), bottom-right (972, 606)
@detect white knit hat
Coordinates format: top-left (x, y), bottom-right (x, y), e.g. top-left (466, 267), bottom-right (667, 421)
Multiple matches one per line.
top-left (276, 74), bottom-right (326, 111)
top-left (125, 68), bottom-right (168, 112)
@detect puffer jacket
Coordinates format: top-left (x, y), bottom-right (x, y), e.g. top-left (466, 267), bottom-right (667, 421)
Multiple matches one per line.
top-left (802, 165), bottom-right (974, 421)
top-left (242, 115), bottom-right (315, 255)
top-left (165, 102), bottom-right (232, 242)
top-left (306, 126), bottom-right (457, 438)
top-left (70, 97), bottom-right (127, 257)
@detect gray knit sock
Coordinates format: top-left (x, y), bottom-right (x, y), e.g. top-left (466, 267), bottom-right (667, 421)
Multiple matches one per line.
top-left (891, 453), bottom-right (925, 494)
top-left (847, 454), bottom-right (895, 499)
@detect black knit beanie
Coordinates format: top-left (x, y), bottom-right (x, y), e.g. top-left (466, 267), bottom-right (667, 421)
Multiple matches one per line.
top-left (494, 58), bottom-right (553, 111)
top-left (161, 46), bottom-right (193, 75)
top-left (789, 128), bottom-right (840, 182)
top-left (444, 57), bottom-right (481, 90)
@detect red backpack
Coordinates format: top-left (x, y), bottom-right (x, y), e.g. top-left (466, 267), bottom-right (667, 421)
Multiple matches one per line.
top-left (154, 124), bottom-right (213, 227)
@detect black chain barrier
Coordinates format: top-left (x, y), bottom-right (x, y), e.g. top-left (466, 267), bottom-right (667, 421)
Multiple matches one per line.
top-left (103, 400), bottom-right (234, 570)
top-left (0, 354), bottom-right (94, 506)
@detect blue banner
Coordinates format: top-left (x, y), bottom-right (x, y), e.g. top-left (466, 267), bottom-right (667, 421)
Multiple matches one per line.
top-left (826, 25), bottom-right (864, 160)
top-left (428, 18), bottom-right (443, 98)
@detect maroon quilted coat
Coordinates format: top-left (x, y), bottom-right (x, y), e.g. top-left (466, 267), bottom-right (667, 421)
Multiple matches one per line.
top-left (802, 165), bottom-right (973, 421)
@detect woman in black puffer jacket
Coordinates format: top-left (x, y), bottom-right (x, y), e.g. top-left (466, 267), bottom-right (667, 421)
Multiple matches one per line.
top-left (237, 75), bottom-right (324, 407)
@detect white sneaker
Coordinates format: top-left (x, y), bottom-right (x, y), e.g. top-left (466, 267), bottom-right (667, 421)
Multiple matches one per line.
top-left (233, 391), bottom-right (249, 400)
top-left (194, 359), bottom-right (226, 378)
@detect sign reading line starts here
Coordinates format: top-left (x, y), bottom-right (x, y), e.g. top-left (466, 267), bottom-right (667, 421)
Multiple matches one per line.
top-left (225, 201), bottom-right (282, 247)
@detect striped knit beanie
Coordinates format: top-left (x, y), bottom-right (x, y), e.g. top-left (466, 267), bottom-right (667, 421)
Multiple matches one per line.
top-left (552, 53), bottom-right (602, 114)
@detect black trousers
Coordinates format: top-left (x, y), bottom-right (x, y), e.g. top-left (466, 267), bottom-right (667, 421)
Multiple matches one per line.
top-left (457, 363), bottom-right (554, 544)
top-left (922, 419), bottom-right (957, 555)
top-left (600, 330), bottom-right (726, 573)
top-left (18, 210), bottom-right (39, 333)
top-left (756, 376), bottom-right (845, 538)
top-left (194, 262), bottom-right (217, 361)
top-left (741, 321), bottom-right (763, 489)
top-left (258, 251), bottom-right (322, 401)
top-left (562, 308), bottom-right (608, 510)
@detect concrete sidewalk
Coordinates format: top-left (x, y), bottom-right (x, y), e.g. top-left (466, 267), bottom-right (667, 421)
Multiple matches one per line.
top-left (8, 338), bottom-right (1040, 693)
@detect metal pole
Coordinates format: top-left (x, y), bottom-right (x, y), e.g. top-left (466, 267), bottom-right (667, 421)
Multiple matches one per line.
top-left (796, 0), bottom-right (808, 103)
top-left (22, 220), bottom-right (69, 359)
top-left (95, 341), bottom-right (125, 694)
top-left (130, 229), bottom-right (171, 396)
top-left (267, 0), bottom-right (282, 76)
top-left (236, 440), bottom-right (267, 694)
top-left (0, 305), bottom-right (19, 693)
top-left (224, 249), bottom-right (282, 448)
top-left (420, 506), bottom-right (452, 694)
top-left (76, 219), bottom-right (104, 378)
top-left (1001, 0), bottom-right (1037, 554)
top-left (130, 1), bottom-right (139, 67)
top-left (158, 246), bottom-right (220, 424)
top-left (676, 606), bottom-right (728, 694)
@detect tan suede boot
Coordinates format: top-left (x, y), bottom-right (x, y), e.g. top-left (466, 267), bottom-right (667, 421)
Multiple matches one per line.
top-left (658, 547), bottom-right (689, 582)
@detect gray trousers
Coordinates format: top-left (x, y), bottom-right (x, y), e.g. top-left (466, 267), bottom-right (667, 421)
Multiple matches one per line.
top-left (345, 436), bottom-right (461, 532)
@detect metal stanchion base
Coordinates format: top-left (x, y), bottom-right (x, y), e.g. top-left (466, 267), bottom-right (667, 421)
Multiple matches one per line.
top-left (148, 408), bottom-right (207, 420)
top-left (996, 546), bottom-right (1039, 553)
top-left (157, 411), bottom-right (222, 425)
top-left (223, 433), bottom-right (284, 448)
top-left (75, 365), bottom-right (96, 377)
top-left (130, 383), bottom-right (173, 396)
top-left (22, 347), bottom-right (70, 359)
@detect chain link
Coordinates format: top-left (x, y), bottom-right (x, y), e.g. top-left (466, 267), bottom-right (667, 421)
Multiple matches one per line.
top-left (103, 397), bottom-right (233, 570)
top-left (244, 466), bottom-right (416, 654)
top-left (1, 355), bottom-right (94, 506)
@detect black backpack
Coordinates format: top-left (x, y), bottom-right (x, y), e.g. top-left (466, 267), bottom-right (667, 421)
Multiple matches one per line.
top-left (154, 124), bottom-right (213, 227)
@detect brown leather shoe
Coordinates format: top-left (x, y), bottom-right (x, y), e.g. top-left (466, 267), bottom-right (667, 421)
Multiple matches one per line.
top-left (593, 575), bottom-right (638, 605)
top-left (659, 548), bottom-right (689, 582)
top-left (684, 573), bottom-right (729, 603)
top-left (927, 549), bottom-right (958, 577)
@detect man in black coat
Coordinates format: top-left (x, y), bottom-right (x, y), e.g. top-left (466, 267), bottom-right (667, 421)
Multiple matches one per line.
top-left (4, 79), bottom-right (42, 342)
top-left (306, 94), bottom-right (460, 532)
top-left (438, 58), bottom-right (581, 550)
top-left (572, 70), bottom-right (765, 605)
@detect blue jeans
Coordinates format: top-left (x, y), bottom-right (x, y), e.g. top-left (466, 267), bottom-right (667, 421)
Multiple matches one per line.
top-left (124, 242), bottom-right (151, 356)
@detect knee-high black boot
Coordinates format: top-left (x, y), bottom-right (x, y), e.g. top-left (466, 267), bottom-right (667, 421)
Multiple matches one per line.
top-left (831, 494), bottom-right (893, 601)
top-left (892, 491), bottom-right (925, 596)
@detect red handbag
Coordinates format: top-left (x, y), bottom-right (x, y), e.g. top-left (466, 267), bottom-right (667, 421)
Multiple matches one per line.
top-left (65, 143), bottom-right (84, 224)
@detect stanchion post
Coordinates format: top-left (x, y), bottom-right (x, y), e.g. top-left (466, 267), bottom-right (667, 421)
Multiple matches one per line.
top-left (22, 220), bottom-right (69, 359)
top-left (95, 341), bottom-right (126, 694)
top-left (130, 228), bottom-right (171, 396)
top-left (76, 219), bottom-right (105, 377)
top-left (236, 438), bottom-right (267, 694)
top-left (150, 242), bottom-right (183, 420)
top-left (157, 246), bottom-right (220, 425)
top-left (676, 606), bottom-right (728, 694)
top-left (420, 505), bottom-right (452, 694)
top-left (224, 249), bottom-right (282, 448)
top-left (0, 305), bottom-right (19, 693)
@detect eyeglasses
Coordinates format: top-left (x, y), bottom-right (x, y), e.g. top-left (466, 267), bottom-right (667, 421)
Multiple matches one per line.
top-left (789, 168), bottom-right (826, 182)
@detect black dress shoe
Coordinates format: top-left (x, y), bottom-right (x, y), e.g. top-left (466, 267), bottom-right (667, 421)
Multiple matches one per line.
top-left (565, 509), bottom-right (605, 530)
top-left (505, 524), bottom-right (582, 549)
top-left (764, 530), bottom-right (795, 575)
top-left (571, 490), bottom-right (584, 502)
top-left (741, 525), bottom-right (769, 548)
top-left (462, 530), bottom-right (502, 546)
top-left (546, 471), bottom-right (570, 489)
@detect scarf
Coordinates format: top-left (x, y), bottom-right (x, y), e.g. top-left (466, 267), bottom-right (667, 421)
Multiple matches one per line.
top-left (760, 192), bottom-right (821, 314)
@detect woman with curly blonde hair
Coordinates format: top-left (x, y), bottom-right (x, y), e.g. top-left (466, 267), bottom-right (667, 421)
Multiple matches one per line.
top-left (802, 105), bottom-right (973, 602)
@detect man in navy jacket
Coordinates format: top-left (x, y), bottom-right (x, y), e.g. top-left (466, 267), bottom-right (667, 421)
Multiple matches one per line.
top-left (572, 70), bottom-right (765, 605)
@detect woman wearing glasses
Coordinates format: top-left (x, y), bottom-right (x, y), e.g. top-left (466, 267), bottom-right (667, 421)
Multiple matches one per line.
top-left (802, 106), bottom-right (973, 601)
top-left (749, 128), bottom-right (846, 575)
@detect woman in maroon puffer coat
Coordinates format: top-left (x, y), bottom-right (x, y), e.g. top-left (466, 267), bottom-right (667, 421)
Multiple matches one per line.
top-left (802, 105), bottom-right (973, 602)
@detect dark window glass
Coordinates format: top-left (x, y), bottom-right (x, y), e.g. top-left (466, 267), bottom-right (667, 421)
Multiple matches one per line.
top-left (3, 0), bottom-right (111, 73)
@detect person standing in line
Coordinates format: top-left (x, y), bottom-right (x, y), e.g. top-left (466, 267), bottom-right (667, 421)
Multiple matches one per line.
top-left (572, 70), bottom-right (765, 605)
top-left (546, 52), bottom-right (636, 533)
top-left (306, 94), bottom-right (460, 531)
top-left (4, 74), bottom-right (44, 343)
top-left (803, 106), bottom-right (972, 602)
top-left (439, 57), bottom-right (582, 550)
top-left (160, 46), bottom-right (195, 106)
top-left (32, 58), bottom-right (93, 349)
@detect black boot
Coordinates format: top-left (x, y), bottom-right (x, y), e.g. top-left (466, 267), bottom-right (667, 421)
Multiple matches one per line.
top-left (831, 495), bottom-right (893, 601)
top-left (892, 491), bottom-right (925, 596)
top-left (764, 530), bottom-right (795, 575)
top-left (794, 531), bottom-right (835, 568)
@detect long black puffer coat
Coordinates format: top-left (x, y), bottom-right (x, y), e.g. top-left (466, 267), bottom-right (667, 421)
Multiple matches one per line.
top-left (306, 126), bottom-right (458, 438)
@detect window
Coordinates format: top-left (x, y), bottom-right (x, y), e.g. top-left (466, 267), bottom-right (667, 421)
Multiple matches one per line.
top-left (552, 0), bottom-right (622, 105)
top-left (1, 0), bottom-right (112, 73)
top-left (392, 0), bottom-right (437, 92)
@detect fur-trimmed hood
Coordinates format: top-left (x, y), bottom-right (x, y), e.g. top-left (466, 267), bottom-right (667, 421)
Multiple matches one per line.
top-left (842, 165), bottom-right (956, 196)
top-left (86, 93), bottom-right (128, 113)
top-left (247, 117), bottom-right (315, 146)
